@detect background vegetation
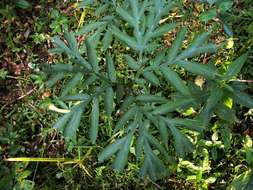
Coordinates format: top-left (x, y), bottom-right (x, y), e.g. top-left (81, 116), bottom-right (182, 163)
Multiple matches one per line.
top-left (0, 0), bottom-right (252, 189)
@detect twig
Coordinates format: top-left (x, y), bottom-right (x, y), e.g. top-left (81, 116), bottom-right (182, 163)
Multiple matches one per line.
top-left (17, 86), bottom-right (37, 100)
top-left (225, 12), bottom-right (251, 21)
top-left (147, 178), bottom-right (164, 190)
top-left (230, 79), bottom-right (253, 83)
top-left (6, 75), bottom-right (26, 80)
top-left (1, 86), bottom-right (37, 108)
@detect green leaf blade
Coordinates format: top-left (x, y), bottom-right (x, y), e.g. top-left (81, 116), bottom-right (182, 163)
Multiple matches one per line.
top-left (114, 106), bottom-right (138, 133)
top-left (98, 138), bottom-right (124, 162)
top-left (106, 53), bottom-right (117, 82)
top-left (112, 133), bottom-right (133, 171)
top-left (225, 53), bottom-right (248, 79)
top-left (175, 60), bottom-right (216, 79)
top-left (116, 7), bottom-right (136, 27)
top-left (136, 95), bottom-right (167, 103)
top-left (161, 65), bottom-right (191, 96)
top-left (143, 71), bottom-right (160, 86)
top-left (152, 98), bottom-right (194, 115)
top-left (85, 38), bottom-right (99, 72)
top-left (76, 21), bottom-right (106, 35)
top-left (64, 102), bottom-right (87, 142)
top-left (90, 97), bottom-right (100, 144)
top-left (166, 27), bottom-right (187, 63)
top-left (152, 23), bottom-right (177, 38)
top-left (168, 124), bottom-right (194, 157)
top-left (111, 26), bottom-right (141, 51)
top-left (200, 84), bottom-right (223, 125)
top-left (61, 73), bottom-right (83, 97)
top-left (104, 87), bottom-right (114, 117)
top-left (53, 112), bottom-right (73, 133)
top-left (124, 55), bottom-right (140, 70)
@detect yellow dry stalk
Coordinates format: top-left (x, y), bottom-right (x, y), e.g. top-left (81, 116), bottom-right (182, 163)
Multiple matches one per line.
top-left (79, 163), bottom-right (92, 177)
top-left (48, 101), bottom-right (81, 114)
top-left (73, 1), bottom-right (86, 29)
top-left (60, 148), bottom-right (93, 177)
top-left (48, 104), bottom-right (70, 113)
top-left (78, 10), bottom-right (86, 29)
top-left (58, 160), bottom-right (92, 177)
top-left (5, 157), bottom-right (79, 162)
top-left (6, 154), bottom-right (92, 177)
top-left (75, 0), bottom-right (100, 29)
